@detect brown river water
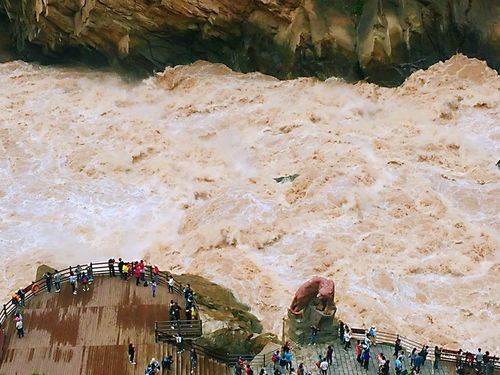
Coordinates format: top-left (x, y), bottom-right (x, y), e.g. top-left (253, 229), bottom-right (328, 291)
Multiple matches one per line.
top-left (0, 54), bottom-right (498, 352)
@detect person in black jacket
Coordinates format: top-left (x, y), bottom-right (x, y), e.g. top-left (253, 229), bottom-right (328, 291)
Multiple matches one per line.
top-left (118, 258), bottom-right (124, 280)
top-left (108, 258), bottom-right (115, 277)
top-left (161, 355), bottom-right (172, 373)
top-left (45, 272), bottom-right (52, 293)
top-left (128, 343), bottom-right (136, 364)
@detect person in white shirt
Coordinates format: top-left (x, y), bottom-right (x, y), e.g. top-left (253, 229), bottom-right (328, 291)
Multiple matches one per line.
top-left (16, 319), bottom-right (24, 338)
top-left (167, 275), bottom-right (175, 294)
top-left (344, 326), bottom-right (352, 350)
top-left (319, 359), bottom-right (329, 375)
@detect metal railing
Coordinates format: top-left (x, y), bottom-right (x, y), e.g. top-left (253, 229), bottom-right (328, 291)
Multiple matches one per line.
top-left (187, 341), bottom-right (275, 369)
top-left (349, 328), bottom-right (500, 370)
top-left (0, 261), bottom-right (198, 330)
top-left (155, 320), bottom-right (203, 341)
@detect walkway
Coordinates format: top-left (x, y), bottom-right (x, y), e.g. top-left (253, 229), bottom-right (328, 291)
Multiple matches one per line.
top-left (0, 276), bottom-right (229, 375)
top-left (291, 340), bottom-right (455, 375)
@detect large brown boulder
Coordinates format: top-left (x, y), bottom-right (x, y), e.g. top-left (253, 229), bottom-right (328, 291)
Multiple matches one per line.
top-left (0, 0), bottom-right (498, 85)
top-left (175, 274), bottom-right (273, 355)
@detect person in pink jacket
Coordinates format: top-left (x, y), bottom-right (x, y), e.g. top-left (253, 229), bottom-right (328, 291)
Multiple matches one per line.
top-left (134, 265), bottom-right (141, 286)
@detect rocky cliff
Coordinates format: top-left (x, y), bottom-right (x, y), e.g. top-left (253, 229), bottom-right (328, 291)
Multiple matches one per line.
top-left (0, 0), bottom-right (499, 84)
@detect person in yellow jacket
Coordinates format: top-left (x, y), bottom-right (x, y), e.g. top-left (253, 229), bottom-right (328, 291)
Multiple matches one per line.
top-left (122, 264), bottom-right (129, 280)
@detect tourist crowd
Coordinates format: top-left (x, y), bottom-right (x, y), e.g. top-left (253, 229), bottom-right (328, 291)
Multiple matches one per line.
top-left (8, 258), bottom-right (201, 375)
top-left (5, 261), bottom-right (497, 375)
top-left (249, 322), bottom-right (496, 375)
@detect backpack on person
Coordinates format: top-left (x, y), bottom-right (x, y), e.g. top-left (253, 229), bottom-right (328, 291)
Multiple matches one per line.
top-left (272, 353), bottom-right (278, 362)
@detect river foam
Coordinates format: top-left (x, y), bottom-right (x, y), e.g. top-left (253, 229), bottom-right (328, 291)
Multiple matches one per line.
top-left (0, 54), bottom-right (498, 352)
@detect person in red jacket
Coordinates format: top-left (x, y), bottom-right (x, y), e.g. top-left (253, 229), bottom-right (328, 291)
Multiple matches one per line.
top-left (139, 260), bottom-right (146, 281)
top-left (134, 265), bottom-right (141, 286)
top-left (153, 265), bottom-right (159, 283)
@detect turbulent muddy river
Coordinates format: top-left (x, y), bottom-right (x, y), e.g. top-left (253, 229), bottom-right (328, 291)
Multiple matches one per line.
top-left (0, 54), bottom-right (499, 352)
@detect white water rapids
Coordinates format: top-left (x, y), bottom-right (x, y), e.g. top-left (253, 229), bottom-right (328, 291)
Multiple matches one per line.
top-left (0, 54), bottom-right (499, 352)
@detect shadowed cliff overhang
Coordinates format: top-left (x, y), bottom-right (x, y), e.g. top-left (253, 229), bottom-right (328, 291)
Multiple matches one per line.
top-left (0, 0), bottom-right (498, 85)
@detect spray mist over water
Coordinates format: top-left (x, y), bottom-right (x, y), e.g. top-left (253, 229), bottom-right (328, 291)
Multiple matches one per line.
top-left (0, 55), bottom-right (499, 352)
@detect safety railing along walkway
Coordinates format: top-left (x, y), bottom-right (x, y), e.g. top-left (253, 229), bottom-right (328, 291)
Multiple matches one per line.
top-left (155, 320), bottom-right (203, 341)
top-left (349, 328), bottom-right (499, 370)
top-left (0, 261), bottom-right (194, 327)
top-left (189, 342), bottom-right (275, 369)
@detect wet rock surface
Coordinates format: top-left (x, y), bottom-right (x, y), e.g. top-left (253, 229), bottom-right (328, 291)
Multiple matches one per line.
top-left (175, 274), bottom-right (277, 354)
top-left (0, 0), bottom-right (498, 85)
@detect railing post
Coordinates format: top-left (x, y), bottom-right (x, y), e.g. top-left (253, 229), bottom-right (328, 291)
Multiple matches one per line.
top-left (282, 316), bottom-right (286, 345)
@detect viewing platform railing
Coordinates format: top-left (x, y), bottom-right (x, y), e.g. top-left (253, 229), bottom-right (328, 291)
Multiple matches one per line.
top-left (349, 328), bottom-right (500, 370)
top-left (0, 260), bottom-right (201, 360)
top-left (155, 320), bottom-right (203, 342)
top-left (0, 261), bottom-right (195, 327)
top-left (184, 341), bottom-right (275, 369)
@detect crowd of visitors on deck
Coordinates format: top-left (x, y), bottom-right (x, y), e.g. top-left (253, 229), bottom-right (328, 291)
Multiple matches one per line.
top-left (6, 258), bottom-right (202, 374)
top-left (4, 261), bottom-right (497, 375)
top-left (255, 321), bottom-right (496, 375)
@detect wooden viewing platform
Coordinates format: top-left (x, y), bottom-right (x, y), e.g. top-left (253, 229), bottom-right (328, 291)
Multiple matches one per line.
top-left (0, 263), bottom-right (497, 375)
top-left (0, 276), bottom-right (229, 375)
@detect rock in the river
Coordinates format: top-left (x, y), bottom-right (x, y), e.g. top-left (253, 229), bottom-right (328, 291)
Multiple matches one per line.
top-left (0, 0), bottom-right (498, 84)
top-left (175, 274), bottom-right (278, 354)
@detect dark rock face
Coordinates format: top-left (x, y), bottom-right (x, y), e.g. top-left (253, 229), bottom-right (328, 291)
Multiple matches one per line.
top-left (0, 0), bottom-right (498, 85)
top-left (175, 274), bottom-right (279, 355)
top-left (0, 11), bottom-right (17, 62)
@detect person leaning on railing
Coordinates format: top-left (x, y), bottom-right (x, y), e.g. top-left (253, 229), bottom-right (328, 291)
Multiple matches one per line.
top-left (483, 351), bottom-right (494, 375)
top-left (118, 258), bottom-right (124, 279)
top-left (108, 258), bottom-right (116, 277)
top-left (54, 270), bottom-right (62, 293)
top-left (434, 346), bottom-right (442, 369)
top-left (69, 271), bottom-right (77, 295)
top-left (11, 293), bottom-right (21, 314)
top-left (16, 288), bottom-right (25, 307)
top-left (44, 272), bottom-right (52, 293)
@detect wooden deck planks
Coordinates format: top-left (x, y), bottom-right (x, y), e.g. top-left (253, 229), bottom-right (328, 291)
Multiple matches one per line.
top-left (0, 276), bottom-right (202, 375)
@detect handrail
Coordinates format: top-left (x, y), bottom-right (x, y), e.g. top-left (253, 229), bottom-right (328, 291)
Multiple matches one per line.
top-left (155, 320), bottom-right (203, 341)
top-left (0, 261), bottom-right (197, 330)
top-left (164, 338), bottom-right (275, 368)
top-left (349, 327), bottom-right (499, 369)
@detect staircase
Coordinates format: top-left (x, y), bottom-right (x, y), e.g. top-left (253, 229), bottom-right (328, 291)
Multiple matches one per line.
top-left (160, 342), bottom-right (232, 375)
